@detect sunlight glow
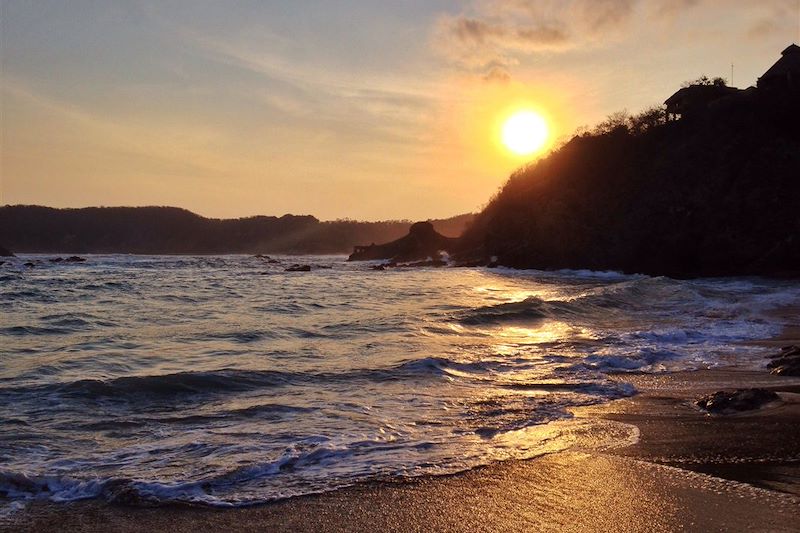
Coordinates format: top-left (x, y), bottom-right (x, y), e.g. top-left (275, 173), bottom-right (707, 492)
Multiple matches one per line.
top-left (501, 111), bottom-right (549, 156)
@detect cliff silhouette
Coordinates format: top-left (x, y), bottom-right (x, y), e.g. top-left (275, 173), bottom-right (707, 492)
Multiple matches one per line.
top-left (457, 55), bottom-right (800, 276)
top-left (0, 205), bottom-right (474, 255)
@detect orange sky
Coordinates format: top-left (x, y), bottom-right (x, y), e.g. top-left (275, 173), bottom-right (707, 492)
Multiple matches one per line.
top-left (1, 1), bottom-right (798, 220)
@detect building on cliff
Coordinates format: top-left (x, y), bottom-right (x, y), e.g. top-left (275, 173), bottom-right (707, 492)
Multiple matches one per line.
top-left (664, 84), bottom-right (741, 120)
top-left (758, 43), bottom-right (800, 92)
top-left (665, 43), bottom-right (799, 120)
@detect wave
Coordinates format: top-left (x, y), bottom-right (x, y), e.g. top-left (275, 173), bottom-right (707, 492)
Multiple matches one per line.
top-left (0, 446), bottom-right (350, 508)
top-left (74, 403), bottom-right (316, 431)
top-left (454, 275), bottom-right (790, 328)
top-left (0, 325), bottom-right (69, 336)
top-left (0, 359), bottom-right (467, 400)
top-left (0, 354), bottom-right (641, 403)
top-left (196, 330), bottom-right (282, 343)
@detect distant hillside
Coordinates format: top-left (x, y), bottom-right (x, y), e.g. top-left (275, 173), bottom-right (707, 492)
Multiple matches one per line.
top-left (0, 206), bottom-right (474, 254)
top-left (458, 82), bottom-right (800, 277)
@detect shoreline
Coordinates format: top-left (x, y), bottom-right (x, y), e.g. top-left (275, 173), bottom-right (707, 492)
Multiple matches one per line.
top-left (8, 369), bottom-right (800, 532)
top-left (7, 316), bottom-right (800, 532)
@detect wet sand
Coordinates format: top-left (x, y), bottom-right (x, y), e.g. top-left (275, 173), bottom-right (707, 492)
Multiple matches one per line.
top-left (7, 365), bottom-right (800, 533)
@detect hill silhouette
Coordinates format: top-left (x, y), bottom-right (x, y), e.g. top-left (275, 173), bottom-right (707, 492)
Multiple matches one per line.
top-left (0, 205), bottom-right (474, 255)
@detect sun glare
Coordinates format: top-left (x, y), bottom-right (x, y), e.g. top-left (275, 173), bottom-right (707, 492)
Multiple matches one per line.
top-left (501, 111), bottom-right (549, 156)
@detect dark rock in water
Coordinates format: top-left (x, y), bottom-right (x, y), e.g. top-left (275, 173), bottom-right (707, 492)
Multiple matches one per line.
top-left (49, 257), bottom-right (64, 263)
top-left (65, 256), bottom-right (86, 263)
top-left (696, 388), bottom-right (780, 413)
top-left (317, 265), bottom-right (333, 269)
top-left (23, 262), bottom-right (35, 268)
top-left (0, 261), bottom-right (5, 266)
top-left (767, 345), bottom-right (800, 376)
top-left (370, 265), bottom-right (386, 271)
top-left (348, 221), bottom-right (456, 263)
top-left (256, 254), bottom-right (281, 264)
top-left (285, 264), bottom-right (311, 272)
top-left (0, 245), bottom-right (14, 257)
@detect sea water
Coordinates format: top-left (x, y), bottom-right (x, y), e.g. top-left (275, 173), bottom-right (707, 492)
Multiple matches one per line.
top-left (1, 255), bottom-right (797, 511)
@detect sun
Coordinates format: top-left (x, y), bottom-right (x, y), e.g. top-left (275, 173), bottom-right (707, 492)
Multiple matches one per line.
top-left (501, 110), bottom-right (549, 156)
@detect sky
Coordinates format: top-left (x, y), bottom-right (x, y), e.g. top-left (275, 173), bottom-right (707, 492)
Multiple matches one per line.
top-left (1, 1), bottom-right (798, 221)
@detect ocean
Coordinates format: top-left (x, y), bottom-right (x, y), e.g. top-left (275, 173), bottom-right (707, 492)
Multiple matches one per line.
top-left (1, 255), bottom-right (797, 513)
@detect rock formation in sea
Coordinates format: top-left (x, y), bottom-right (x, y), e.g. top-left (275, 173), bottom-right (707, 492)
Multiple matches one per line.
top-left (695, 389), bottom-right (780, 413)
top-left (348, 221), bottom-right (456, 262)
top-left (0, 244), bottom-right (14, 257)
top-left (767, 345), bottom-right (800, 376)
top-left (285, 264), bottom-right (312, 272)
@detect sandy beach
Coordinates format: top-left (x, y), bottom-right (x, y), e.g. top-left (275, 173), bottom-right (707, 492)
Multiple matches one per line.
top-left (7, 362), bottom-right (800, 533)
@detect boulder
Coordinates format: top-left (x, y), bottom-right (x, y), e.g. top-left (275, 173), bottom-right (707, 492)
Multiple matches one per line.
top-left (696, 388), bottom-right (780, 413)
top-left (65, 256), bottom-right (86, 263)
top-left (285, 264), bottom-right (311, 272)
top-left (0, 245), bottom-right (14, 257)
top-left (767, 345), bottom-right (800, 376)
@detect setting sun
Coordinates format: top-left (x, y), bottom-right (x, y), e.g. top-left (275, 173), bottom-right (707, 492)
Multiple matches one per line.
top-left (501, 111), bottom-right (549, 156)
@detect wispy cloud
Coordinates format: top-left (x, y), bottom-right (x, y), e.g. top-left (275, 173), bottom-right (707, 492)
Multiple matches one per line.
top-left (433, 0), bottom-right (639, 79)
top-left (433, 0), bottom-right (799, 81)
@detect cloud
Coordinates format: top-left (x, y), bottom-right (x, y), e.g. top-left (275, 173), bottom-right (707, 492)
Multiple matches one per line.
top-left (433, 0), bottom-right (797, 80)
top-left (745, 0), bottom-right (800, 39)
top-left (447, 16), bottom-right (567, 48)
top-left (433, 0), bottom-right (638, 79)
top-left (652, 0), bottom-right (701, 19)
top-left (483, 65), bottom-right (513, 83)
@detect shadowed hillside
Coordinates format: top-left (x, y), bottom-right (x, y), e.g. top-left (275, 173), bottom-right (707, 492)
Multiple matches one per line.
top-left (458, 79), bottom-right (800, 277)
top-left (0, 206), bottom-right (474, 255)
